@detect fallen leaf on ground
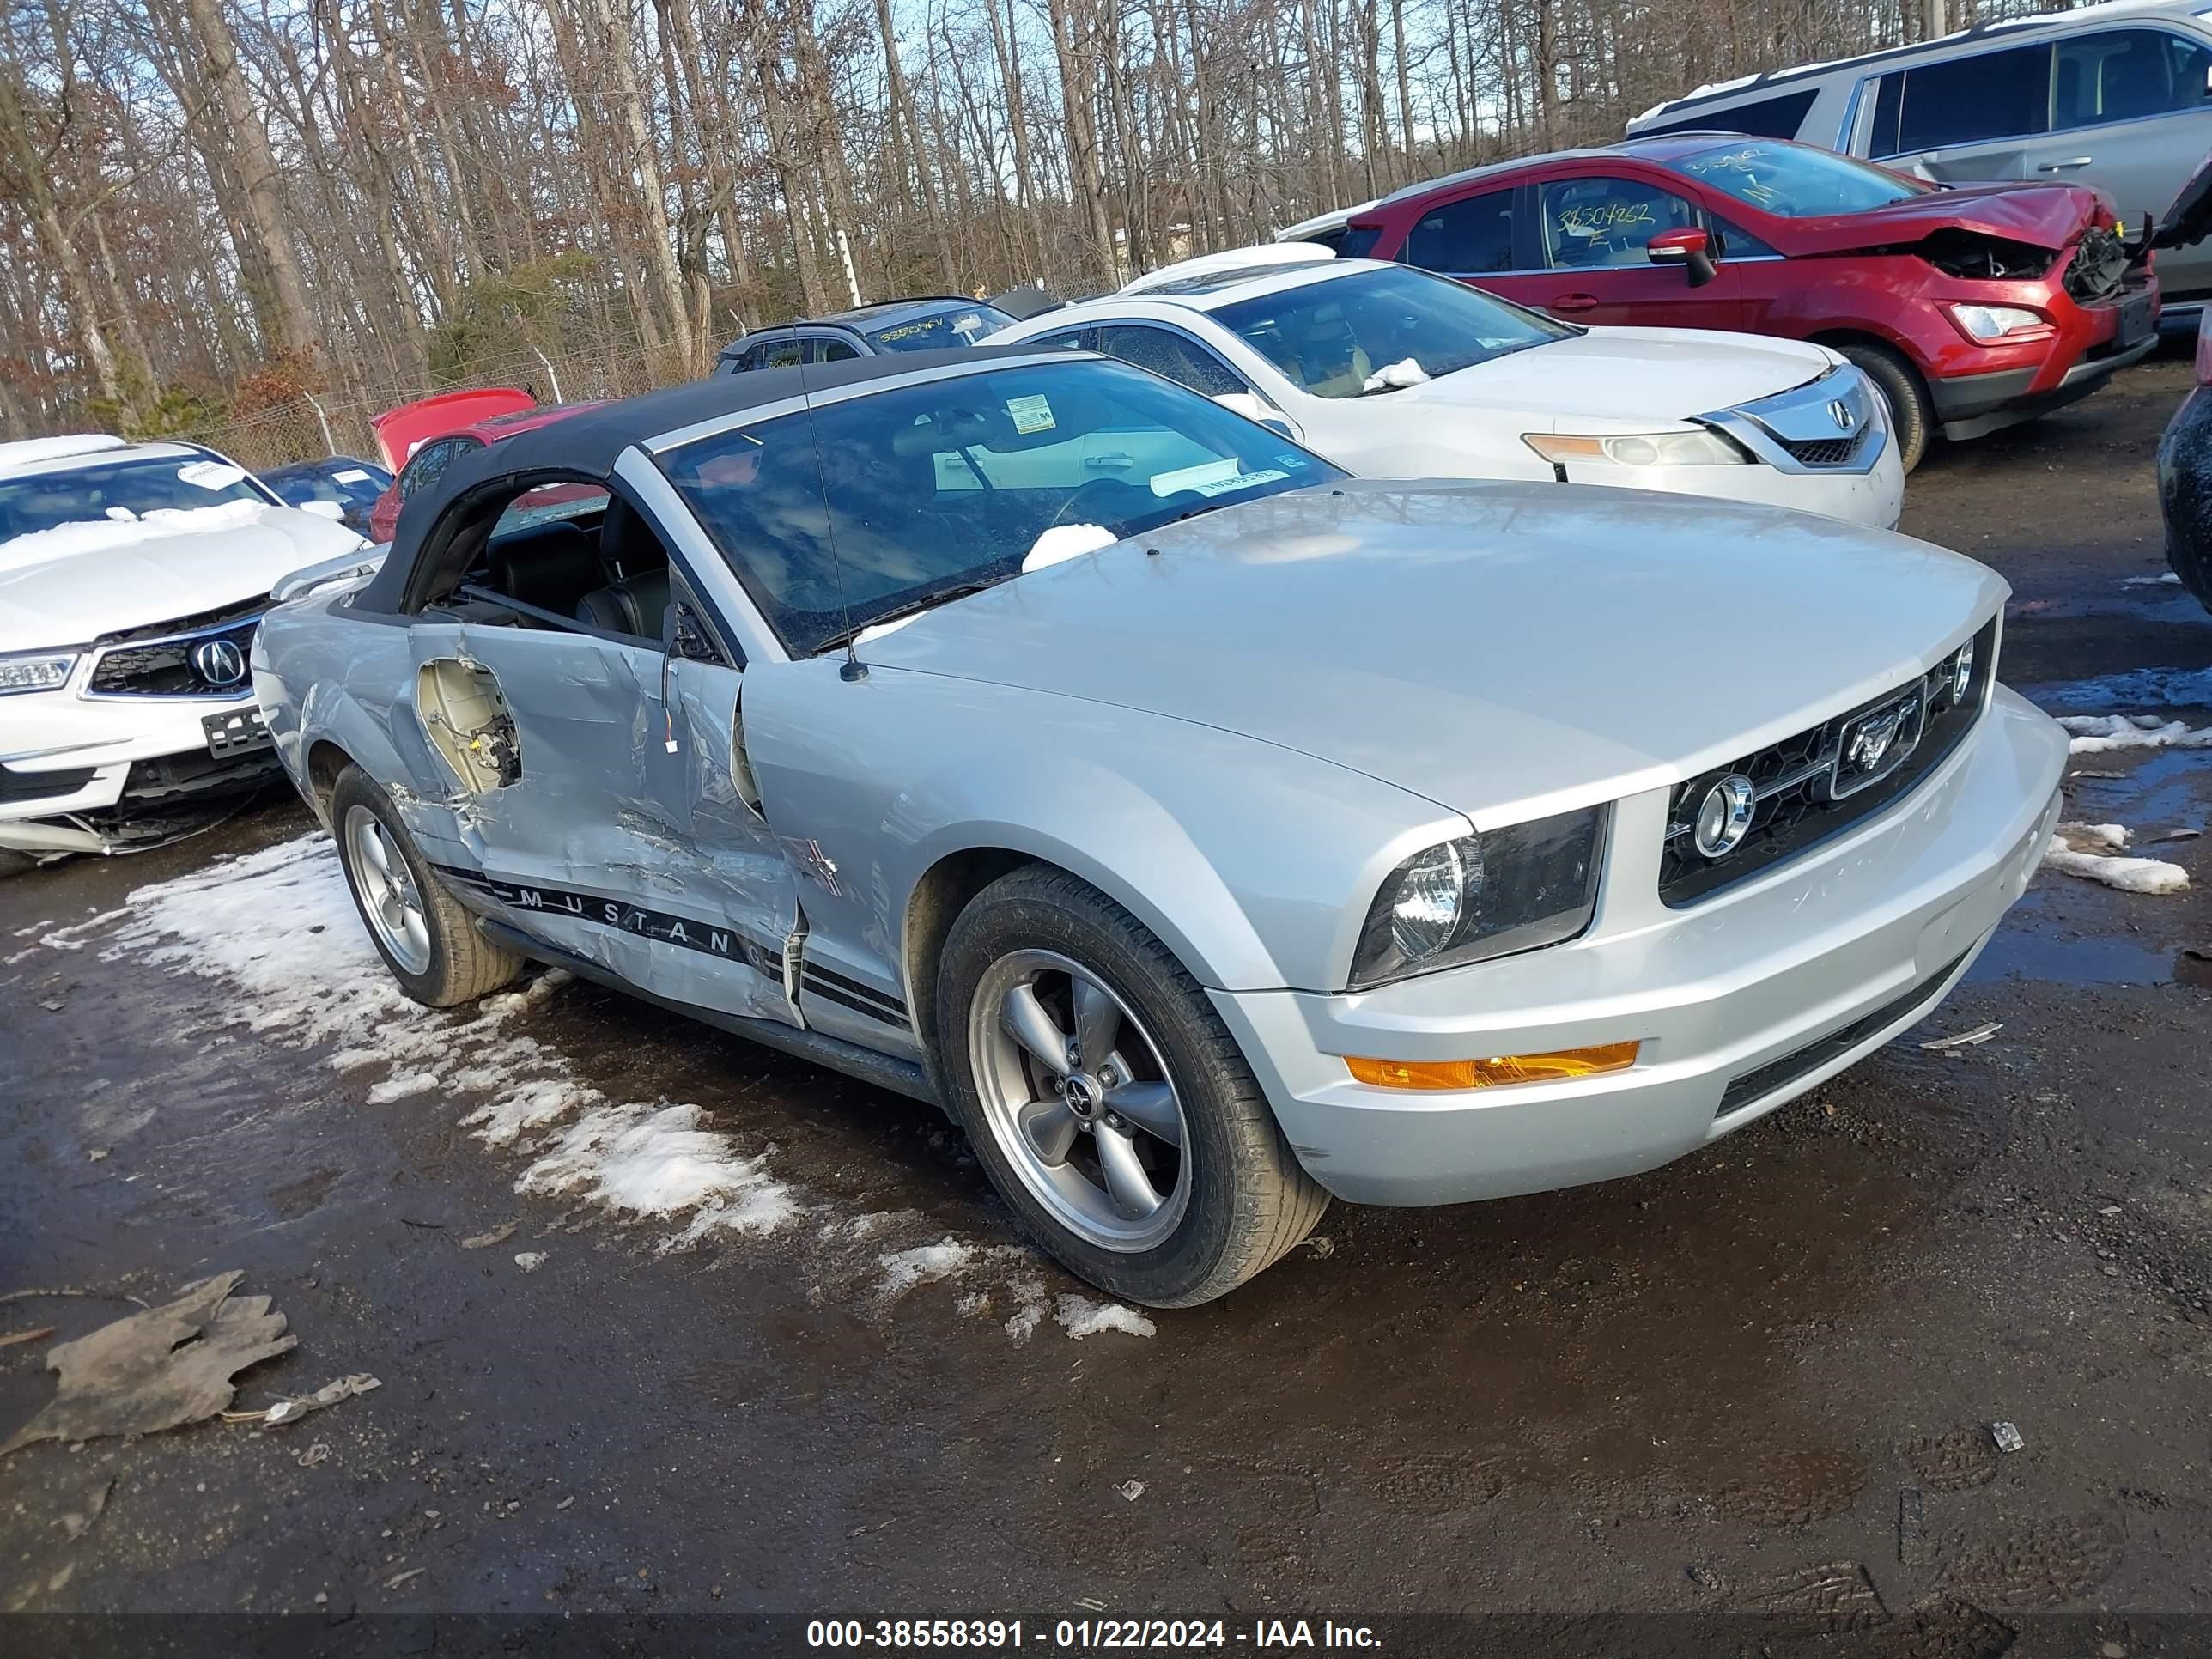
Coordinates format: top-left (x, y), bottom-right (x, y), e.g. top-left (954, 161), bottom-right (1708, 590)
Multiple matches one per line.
top-left (458, 1220), bottom-right (518, 1250)
top-left (0, 1328), bottom-right (53, 1348)
top-left (386, 1567), bottom-right (423, 1590)
top-left (58, 1478), bottom-right (112, 1541)
top-left (0, 1273), bottom-right (295, 1456)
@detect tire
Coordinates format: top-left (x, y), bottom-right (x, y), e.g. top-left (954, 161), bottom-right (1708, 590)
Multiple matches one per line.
top-left (0, 848), bottom-right (37, 880)
top-left (934, 865), bottom-right (1328, 1307)
top-left (1839, 341), bottom-right (1932, 474)
top-left (329, 765), bottom-right (521, 1007)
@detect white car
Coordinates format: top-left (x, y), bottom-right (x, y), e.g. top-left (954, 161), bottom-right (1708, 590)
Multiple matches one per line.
top-left (0, 434), bottom-right (366, 872)
top-left (990, 258), bottom-right (1905, 528)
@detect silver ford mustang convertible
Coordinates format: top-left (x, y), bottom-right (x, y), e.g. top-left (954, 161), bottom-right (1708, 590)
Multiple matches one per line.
top-left (254, 347), bottom-right (2067, 1306)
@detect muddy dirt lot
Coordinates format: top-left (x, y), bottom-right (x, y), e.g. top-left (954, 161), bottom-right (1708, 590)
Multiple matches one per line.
top-left (5, 355), bottom-right (2212, 1656)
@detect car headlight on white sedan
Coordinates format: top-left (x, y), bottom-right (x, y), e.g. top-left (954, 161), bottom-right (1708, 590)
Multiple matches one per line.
top-left (1351, 805), bottom-right (1606, 988)
top-left (1523, 428), bottom-right (1753, 467)
top-left (0, 652), bottom-right (78, 696)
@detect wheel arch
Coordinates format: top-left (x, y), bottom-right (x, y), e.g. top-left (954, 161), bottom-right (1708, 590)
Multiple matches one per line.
top-left (305, 738), bottom-right (354, 823)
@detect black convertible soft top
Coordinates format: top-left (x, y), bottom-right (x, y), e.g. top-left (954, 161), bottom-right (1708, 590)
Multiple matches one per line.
top-left (356, 345), bottom-right (1061, 613)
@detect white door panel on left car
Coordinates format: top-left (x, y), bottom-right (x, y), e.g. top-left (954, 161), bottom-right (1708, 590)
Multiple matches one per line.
top-left (404, 620), bottom-right (802, 1027)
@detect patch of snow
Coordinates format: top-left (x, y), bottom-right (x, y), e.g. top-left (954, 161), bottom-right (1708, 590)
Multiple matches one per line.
top-left (2043, 833), bottom-right (2189, 895)
top-left (1021, 522), bottom-right (1118, 573)
top-left (2057, 714), bottom-right (2212, 753)
top-left (878, 1237), bottom-right (978, 1297)
top-left (0, 499), bottom-right (279, 574)
top-left (367, 1071), bottom-right (441, 1104)
top-left (1054, 1295), bottom-right (1158, 1340)
top-left (518, 1101), bottom-right (795, 1224)
top-left (2121, 572), bottom-right (2183, 586)
top-left (464, 1079), bottom-right (604, 1146)
top-left (1361, 357), bottom-right (1431, 392)
top-left (1004, 1302), bottom-right (1046, 1343)
top-left (514, 1251), bottom-right (548, 1273)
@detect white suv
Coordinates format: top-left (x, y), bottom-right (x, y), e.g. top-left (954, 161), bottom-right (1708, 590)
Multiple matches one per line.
top-left (0, 434), bottom-right (365, 872)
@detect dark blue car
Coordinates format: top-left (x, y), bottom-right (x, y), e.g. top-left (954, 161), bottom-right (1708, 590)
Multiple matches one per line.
top-left (258, 456), bottom-right (392, 534)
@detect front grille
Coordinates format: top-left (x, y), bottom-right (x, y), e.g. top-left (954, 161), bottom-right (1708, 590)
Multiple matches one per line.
top-left (1777, 429), bottom-right (1867, 468)
top-left (88, 611), bottom-right (263, 697)
top-left (1716, 950), bottom-right (1970, 1118)
top-left (1659, 618), bottom-right (1999, 908)
top-left (96, 596), bottom-right (264, 647)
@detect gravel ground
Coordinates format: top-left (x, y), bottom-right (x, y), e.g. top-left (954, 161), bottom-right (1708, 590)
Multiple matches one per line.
top-left (3, 352), bottom-right (2210, 1655)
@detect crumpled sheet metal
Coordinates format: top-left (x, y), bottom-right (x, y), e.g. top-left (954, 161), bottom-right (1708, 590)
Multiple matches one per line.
top-left (1, 1273), bottom-right (296, 1455)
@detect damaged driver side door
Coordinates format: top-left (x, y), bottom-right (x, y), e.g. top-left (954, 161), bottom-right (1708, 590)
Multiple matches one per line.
top-left (406, 482), bottom-right (801, 1028)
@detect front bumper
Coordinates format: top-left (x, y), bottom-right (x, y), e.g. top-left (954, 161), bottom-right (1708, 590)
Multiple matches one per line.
top-left (1931, 331), bottom-right (2160, 440)
top-left (1212, 684), bottom-right (2067, 1206)
top-left (0, 687), bottom-right (277, 853)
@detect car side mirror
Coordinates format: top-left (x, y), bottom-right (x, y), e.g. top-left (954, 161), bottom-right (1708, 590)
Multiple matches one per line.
top-left (1647, 228), bottom-right (1718, 289)
top-left (299, 499), bottom-right (348, 521)
top-left (663, 600), bottom-right (714, 663)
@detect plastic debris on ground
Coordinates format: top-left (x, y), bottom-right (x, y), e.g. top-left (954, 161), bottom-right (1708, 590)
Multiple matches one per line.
top-left (1989, 1421), bottom-right (2026, 1455)
top-left (1, 1273), bottom-right (295, 1455)
top-left (1920, 1022), bottom-right (2002, 1052)
top-left (234, 1372), bottom-right (380, 1428)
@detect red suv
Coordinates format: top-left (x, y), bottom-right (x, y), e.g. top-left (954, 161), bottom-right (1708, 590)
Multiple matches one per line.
top-left (1333, 135), bottom-right (2161, 469)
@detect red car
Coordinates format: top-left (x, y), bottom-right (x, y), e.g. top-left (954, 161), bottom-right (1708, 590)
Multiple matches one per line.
top-left (365, 390), bottom-right (602, 543)
top-left (1332, 135), bottom-right (2162, 469)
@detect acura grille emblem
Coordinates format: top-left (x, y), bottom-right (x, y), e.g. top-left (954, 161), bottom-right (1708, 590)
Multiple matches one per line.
top-left (190, 638), bottom-right (249, 688)
top-left (1827, 398), bottom-right (1856, 433)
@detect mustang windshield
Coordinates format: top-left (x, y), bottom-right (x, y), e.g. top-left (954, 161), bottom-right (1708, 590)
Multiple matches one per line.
top-left (662, 359), bottom-right (1343, 654)
top-left (1671, 141), bottom-right (1929, 216)
top-left (1212, 265), bottom-right (1571, 399)
top-left (0, 453), bottom-right (269, 543)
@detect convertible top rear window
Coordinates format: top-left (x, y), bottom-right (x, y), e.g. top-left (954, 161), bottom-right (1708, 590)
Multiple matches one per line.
top-left (658, 360), bottom-right (1341, 655)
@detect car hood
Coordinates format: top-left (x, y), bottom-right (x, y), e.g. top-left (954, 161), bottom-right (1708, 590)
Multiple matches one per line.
top-left (1384, 327), bottom-right (1832, 424)
top-left (0, 501), bottom-right (366, 651)
top-left (1771, 181), bottom-right (2104, 256)
top-left (862, 482), bottom-right (2002, 823)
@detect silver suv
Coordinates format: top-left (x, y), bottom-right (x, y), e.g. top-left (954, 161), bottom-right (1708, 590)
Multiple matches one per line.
top-left (1628, 3), bottom-right (2212, 310)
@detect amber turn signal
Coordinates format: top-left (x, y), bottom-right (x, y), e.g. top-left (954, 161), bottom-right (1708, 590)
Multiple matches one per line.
top-left (1345, 1041), bottom-right (1639, 1091)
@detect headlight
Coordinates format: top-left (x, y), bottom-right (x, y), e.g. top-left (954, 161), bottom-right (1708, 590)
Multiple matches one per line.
top-left (1351, 806), bottom-right (1605, 988)
top-left (1524, 428), bottom-right (1753, 467)
top-left (0, 652), bottom-right (77, 696)
top-left (1947, 303), bottom-right (2051, 343)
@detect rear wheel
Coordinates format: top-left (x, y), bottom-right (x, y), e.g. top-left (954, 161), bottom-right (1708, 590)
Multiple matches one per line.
top-left (935, 865), bottom-right (1328, 1307)
top-left (330, 765), bottom-right (520, 1007)
top-left (1839, 341), bottom-right (1932, 473)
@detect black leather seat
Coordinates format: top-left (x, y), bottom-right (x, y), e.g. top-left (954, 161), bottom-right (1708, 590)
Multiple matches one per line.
top-left (487, 521), bottom-right (605, 617)
top-left (575, 568), bottom-right (672, 640)
top-left (575, 497), bottom-right (674, 640)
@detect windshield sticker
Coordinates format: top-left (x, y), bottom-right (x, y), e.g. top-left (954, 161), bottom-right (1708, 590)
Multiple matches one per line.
top-left (1151, 459), bottom-right (1289, 499)
top-left (874, 319), bottom-right (933, 343)
top-left (332, 467), bottom-right (371, 484)
top-left (1006, 393), bottom-right (1056, 434)
top-left (176, 460), bottom-right (247, 490)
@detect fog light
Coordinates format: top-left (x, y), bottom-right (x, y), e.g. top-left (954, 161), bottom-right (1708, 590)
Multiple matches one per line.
top-left (1346, 1041), bottom-right (1640, 1091)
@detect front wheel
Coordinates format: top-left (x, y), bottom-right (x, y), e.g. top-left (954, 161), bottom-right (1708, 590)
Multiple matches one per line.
top-left (1839, 341), bottom-right (1932, 473)
top-left (0, 848), bottom-right (37, 880)
top-left (330, 765), bottom-right (521, 1007)
top-left (935, 866), bottom-right (1328, 1307)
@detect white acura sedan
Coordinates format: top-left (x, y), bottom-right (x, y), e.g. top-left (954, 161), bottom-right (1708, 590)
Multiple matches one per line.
top-left (991, 258), bottom-right (1904, 528)
top-left (0, 434), bottom-right (368, 872)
